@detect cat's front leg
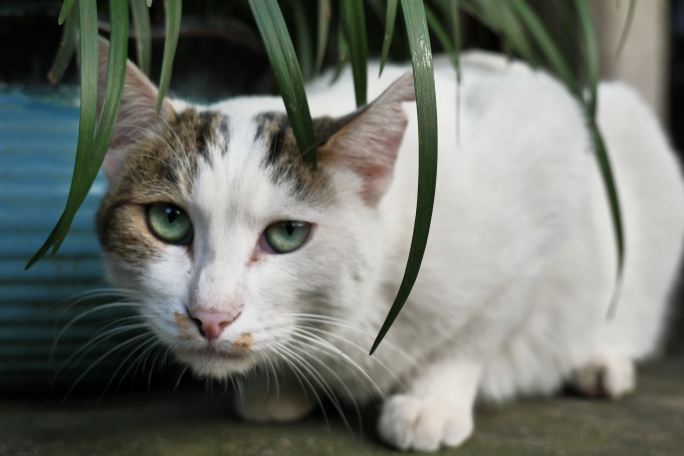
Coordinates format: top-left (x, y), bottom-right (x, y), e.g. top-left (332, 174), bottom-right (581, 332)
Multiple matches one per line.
top-left (234, 373), bottom-right (316, 422)
top-left (378, 359), bottom-right (482, 452)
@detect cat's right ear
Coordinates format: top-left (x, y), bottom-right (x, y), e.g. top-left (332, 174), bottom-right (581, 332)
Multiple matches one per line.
top-left (98, 37), bottom-right (175, 181)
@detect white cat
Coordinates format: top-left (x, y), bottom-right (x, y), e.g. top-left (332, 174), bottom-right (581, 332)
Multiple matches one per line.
top-left (95, 41), bottom-right (684, 451)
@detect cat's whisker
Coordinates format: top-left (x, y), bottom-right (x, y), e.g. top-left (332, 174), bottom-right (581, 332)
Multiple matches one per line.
top-left (100, 333), bottom-right (158, 398)
top-left (274, 341), bottom-right (351, 431)
top-left (289, 329), bottom-right (387, 399)
top-left (270, 343), bottom-right (330, 429)
top-left (62, 331), bottom-right (152, 402)
top-left (54, 322), bottom-right (149, 382)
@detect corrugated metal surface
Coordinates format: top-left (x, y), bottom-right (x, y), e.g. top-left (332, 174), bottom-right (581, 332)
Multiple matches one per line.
top-left (0, 90), bottom-right (141, 392)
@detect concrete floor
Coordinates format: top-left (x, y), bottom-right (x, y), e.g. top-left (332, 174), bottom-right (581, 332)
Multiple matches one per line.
top-left (0, 358), bottom-right (682, 456)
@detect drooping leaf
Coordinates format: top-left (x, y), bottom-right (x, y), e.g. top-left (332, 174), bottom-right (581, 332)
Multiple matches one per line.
top-left (48, 5), bottom-right (79, 84)
top-left (130, 0), bottom-right (152, 76)
top-left (340, 0), bottom-right (367, 107)
top-left (28, 0), bottom-right (101, 267)
top-left (291, 2), bottom-right (314, 81)
top-left (157, 0), bottom-right (182, 112)
top-left (509, 0), bottom-right (578, 95)
top-left (315, 0), bottom-right (331, 74)
top-left (615, 0), bottom-right (636, 59)
top-left (575, 0), bottom-right (624, 305)
top-left (371, 0), bottom-right (438, 354)
top-left (58, 0), bottom-right (76, 25)
top-left (378, 0), bottom-right (398, 76)
top-left (249, 0), bottom-right (317, 166)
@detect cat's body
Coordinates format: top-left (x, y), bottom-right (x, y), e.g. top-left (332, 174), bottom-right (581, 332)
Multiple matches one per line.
top-left (96, 46), bottom-right (684, 452)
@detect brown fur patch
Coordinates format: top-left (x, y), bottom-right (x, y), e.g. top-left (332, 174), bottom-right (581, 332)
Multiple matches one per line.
top-left (96, 108), bottom-right (228, 265)
top-left (233, 332), bottom-right (253, 351)
top-left (254, 112), bottom-right (352, 204)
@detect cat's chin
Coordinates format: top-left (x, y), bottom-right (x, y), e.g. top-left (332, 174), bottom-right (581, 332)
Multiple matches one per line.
top-left (174, 348), bottom-right (255, 379)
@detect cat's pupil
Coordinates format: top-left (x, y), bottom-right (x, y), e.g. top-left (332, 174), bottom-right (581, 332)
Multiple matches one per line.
top-left (285, 222), bottom-right (295, 236)
top-left (166, 208), bottom-right (178, 224)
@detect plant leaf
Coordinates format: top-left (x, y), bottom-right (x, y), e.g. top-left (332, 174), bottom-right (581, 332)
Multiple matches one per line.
top-left (48, 6), bottom-right (79, 85)
top-left (615, 0), bottom-right (636, 59)
top-left (157, 0), bottom-right (182, 112)
top-left (340, 0), bottom-right (367, 107)
top-left (378, 0), bottom-right (398, 76)
top-left (291, 2), bottom-right (313, 81)
top-left (575, 0), bottom-right (624, 305)
top-left (27, 0), bottom-right (100, 267)
top-left (130, 0), bottom-right (152, 76)
top-left (249, 0), bottom-right (317, 166)
top-left (58, 0), bottom-right (76, 25)
top-left (371, 0), bottom-right (438, 354)
top-left (315, 0), bottom-right (331, 75)
top-left (509, 0), bottom-right (578, 95)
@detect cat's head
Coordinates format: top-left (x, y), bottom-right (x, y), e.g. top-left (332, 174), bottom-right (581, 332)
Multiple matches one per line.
top-left (95, 40), bottom-right (414, 379)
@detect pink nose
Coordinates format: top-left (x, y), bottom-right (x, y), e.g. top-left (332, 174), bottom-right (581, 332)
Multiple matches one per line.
top-left (187, 309), bottom-right (240, 341)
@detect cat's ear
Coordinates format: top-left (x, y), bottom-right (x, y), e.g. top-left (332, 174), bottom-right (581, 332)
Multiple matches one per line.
top-left (318, 72), bottom-right (415, 205)
top-left (97, 37), bottom-right (175, 181)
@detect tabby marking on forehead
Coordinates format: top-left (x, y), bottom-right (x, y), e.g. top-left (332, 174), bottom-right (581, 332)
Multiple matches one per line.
top-left (96, 108), bottom-right (230, 264)
top-left (253, 112), bottom-right (345, 204)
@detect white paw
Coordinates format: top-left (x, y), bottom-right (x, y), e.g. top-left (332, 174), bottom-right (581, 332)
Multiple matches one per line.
top-left (378, 394), bottom-right (473, 452)
top-left (234, 377), bottom-right (315, 422)
top-left (572, 356), bottom-right (636, 399)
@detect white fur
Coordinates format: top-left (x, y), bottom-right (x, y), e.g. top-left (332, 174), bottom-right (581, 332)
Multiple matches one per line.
top-left (104, 52), bottom-right (684, 451)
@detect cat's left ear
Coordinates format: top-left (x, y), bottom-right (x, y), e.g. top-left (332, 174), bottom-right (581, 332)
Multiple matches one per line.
top-left (318, 72), bottom-right (415, 205)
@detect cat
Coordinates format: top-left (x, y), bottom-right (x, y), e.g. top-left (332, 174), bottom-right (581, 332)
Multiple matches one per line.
top-left (94, 39), bottom-right (684, 451)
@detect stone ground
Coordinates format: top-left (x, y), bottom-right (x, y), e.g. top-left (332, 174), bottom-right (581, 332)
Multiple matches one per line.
top-left (0, 358), bottom-right (682, 456)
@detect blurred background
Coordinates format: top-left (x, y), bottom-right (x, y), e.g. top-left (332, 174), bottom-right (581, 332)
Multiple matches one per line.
top-left (1, 0), bottom-right (682, 396)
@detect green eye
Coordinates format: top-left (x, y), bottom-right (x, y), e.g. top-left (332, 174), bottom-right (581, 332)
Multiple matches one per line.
top-left (146, 203), bottom-right (193, 245)
top-left (264, 221), bottom-right (311, 254)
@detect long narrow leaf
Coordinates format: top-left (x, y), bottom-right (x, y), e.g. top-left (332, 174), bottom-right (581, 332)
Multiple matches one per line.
top-left (157, 0), bottom-right (182, 112)
top-left (378, 0), bottom-right (398, 76)
top-left (27, 0), bottom-right (100, 267)
top-left (615, 0), bottom-right (636, 59)
top-left (371, 0), bottom-right (438, 354)
top-left (509, 0), bottom-right (578, 95)
top-left (575, 0), bottom-right (624, 304)
top-left (58, 0), bottom-right (76, 25)
top-left (249, 0), bottom-right (317, 166)
top-left (291, 2), bottom-right (313, 81)
top-left (130, 0), bottom-right (152, 76)
top-left (315, 0), bottom-right (331, 75)
top-left (425, 5), bottom-right (454, 62)
top-left (340, 0), bottom-right (367, 107)
top-left (48, 6), bottom-right (78, 85)
top-left (449, 0), bottom-right (461, 79)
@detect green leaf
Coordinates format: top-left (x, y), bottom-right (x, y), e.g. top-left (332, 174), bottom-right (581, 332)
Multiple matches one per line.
top-left (249, 0), bottom-right (317, 166)
top-left (315, 0), bottom-right (331, 75)
top-left (378, 0), bottom-right (398, 76)
top-left (48, 6), bottom-right (78, 85)
top-left (58, 0), bottom-right (76, 25)
top-left (157, 0), bottom-right (182, 112)
top-left (27, 0), bottom-right (100, 267)
top-left (424, 4), bottom-right (455, 63)
top-left (130, 0), bottom-right (152, 76)
top-left (147, 0), bottom-right (153, 6)
top-left (509, 0), bottom-right (578, 95)
top-left (615, 0), bottom-right (636, 59)
top-left (575, 0), bottom-right (624, 301)
top-left (340, 0), bottom-right (367, 107)
top-left (371, 0), bottom-right (438, 354)
top-left (291, 2), bottom-right (313, 81)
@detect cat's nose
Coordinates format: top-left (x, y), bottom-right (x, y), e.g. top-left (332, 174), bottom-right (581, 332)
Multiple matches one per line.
top-left (187, 308), bottom-right (240, 341)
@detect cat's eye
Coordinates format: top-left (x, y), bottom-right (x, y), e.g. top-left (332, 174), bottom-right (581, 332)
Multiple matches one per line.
top-left (146, 203), bottom-right (193, 245)
top-left (263, 221), bottom-right (311, 254)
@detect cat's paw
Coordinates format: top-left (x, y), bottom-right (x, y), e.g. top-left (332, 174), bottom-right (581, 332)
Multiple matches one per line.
top-left (571, 356), bottom-right (636, 399)
top-left (378, 394), bottom-right (473, 452)
top-left (234, 378), bottom-right (315, 422)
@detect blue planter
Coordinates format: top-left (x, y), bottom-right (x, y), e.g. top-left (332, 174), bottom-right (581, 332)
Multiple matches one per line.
top-left (0, 90), bottom-right (140, 392)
